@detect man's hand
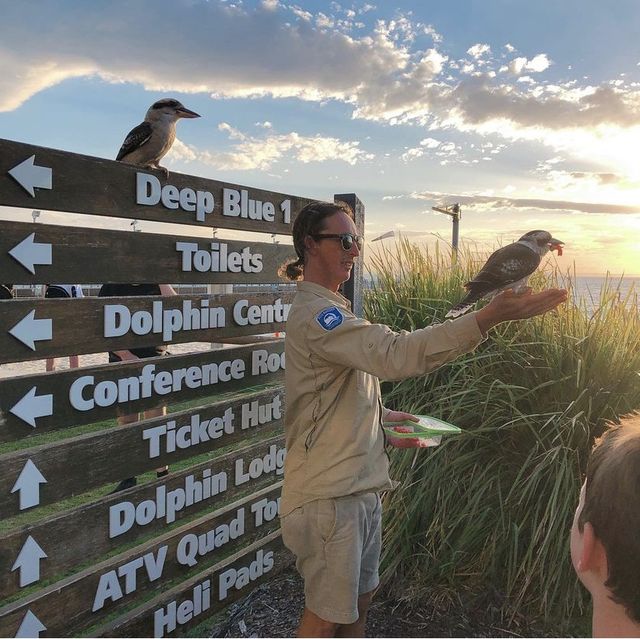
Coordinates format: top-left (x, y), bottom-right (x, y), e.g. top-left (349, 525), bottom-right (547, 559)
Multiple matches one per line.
top-left (475, 287), bottom-right (567, 334)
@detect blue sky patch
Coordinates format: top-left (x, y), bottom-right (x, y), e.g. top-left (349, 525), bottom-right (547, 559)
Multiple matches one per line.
top-left (316, 307), bottom-right (344, 331)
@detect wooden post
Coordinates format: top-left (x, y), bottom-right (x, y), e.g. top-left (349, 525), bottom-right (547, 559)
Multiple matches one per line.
top-left (334, 193), bottom-right (364, 317)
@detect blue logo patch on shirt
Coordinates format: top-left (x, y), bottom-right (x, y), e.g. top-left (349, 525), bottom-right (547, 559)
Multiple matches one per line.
top-left (316, 306), bottom-right (344, 331)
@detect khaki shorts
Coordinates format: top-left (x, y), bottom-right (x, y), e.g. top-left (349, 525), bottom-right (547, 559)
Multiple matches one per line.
top-left (280, 492), bottom-right (381, 625)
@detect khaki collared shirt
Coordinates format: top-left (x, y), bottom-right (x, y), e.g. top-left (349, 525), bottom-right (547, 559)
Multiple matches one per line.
top-left (280, 280), bottom-right (484, 516)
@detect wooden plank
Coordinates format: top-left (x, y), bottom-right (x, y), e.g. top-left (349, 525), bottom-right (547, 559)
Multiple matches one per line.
top-left (0, 435), bottom-right (285, 598)
top-left (0, 138), bottom-right (317, 234)
top-left (0, 483), bottom-right (283, 636)
top-left (0, 291), bottom-right (293, 364)
top-left (94, 532), bottom-right (290, 638)
top-left (0, 386), bottom-right (284, 519)
top-left (0, 341), bottom-right (284, 442)
top-left (0, 220), bottom-right (295, 285)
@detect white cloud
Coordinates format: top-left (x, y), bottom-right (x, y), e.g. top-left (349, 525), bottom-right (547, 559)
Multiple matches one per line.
top-left (411, 191), bottom-right (640, 215)
top-left (0, 1), bottom-right (410, 112)
top-left (508, 53), bottom-right (551, 75)
top-left (420, 137), bottom-right (441, 148)
top-left (1, 0), bottom-right (639, 173)
top-left (291, 5), bottom-right (313, 21)
top-left (316, 12), bottom-right (335, 28)
top-left (527, 53), bottom-right (551, 72)
top-left (401, 147), bottom-right (424, 161)
top-left (424, 24), bottom-right (443, 43)
top-left (168, 125), bottom-right (374, 170)
top-left (467, 43), bottom-right (491, 59)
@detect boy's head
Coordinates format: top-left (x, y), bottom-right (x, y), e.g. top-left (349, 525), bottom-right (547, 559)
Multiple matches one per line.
top-left (571, 413), bottom-right (640, 623)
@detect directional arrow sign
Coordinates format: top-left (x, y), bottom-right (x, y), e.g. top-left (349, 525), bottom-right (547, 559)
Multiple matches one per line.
top-left (11, 535), bottom-right (47, 587)
top-left (15, 610), bottom-right (46, 638)
top-left (10, 387), bottom-right (53, 428)
top-left (8, 233), bottom-right (52, 274)
top-left (8, 155), bottom-right (53, 197)
top-left (10, 460), bottom-right (47, 510)
top-left (9, 310), bottom-right (53, 350)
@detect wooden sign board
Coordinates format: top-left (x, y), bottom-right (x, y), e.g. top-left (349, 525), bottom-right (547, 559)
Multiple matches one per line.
top-left (0, 220), bottom-right (296, 285)
top-left (0, 435), bottom-right (285, 598)
top-left (0, 292), bottom-right (293, 364)
top-left (93, 532), bottom-right (289, 638)
top-left (0, 138), bottom-right (319, 234)
top-left (0, 341), bottom-right (284, 442)
top-left (0, 386), bottom-right (284, 517)
top-left (0, 483), bottom-right (283, 635)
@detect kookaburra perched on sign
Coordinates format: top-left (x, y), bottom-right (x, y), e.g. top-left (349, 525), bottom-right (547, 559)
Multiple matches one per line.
top-left (445, 230), bottom-right (564, 318)
top-left (116, 98), bottom-right (200, 174)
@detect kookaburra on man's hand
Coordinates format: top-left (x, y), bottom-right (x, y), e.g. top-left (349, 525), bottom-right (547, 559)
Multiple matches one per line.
top-left (445, 230), bottom-right (564, 318)
top-left (116, 98), bottom-right (200, 175)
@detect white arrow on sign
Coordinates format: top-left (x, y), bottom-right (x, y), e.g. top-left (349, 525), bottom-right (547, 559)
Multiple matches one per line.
top-left (8, 155), bottom-right (53, 197)
top-left (10, 387), bottom-right (54, 428)
top-left (8, 233), bottom-right (52, 274)
top-left (15, 610), bottom-right (46, 638)
top-left (11, 459), bottom-right (47, 510)
top-left (9, 310), bottom-right (53, 351)
top-left (11, 535), bottom-right (48, 587)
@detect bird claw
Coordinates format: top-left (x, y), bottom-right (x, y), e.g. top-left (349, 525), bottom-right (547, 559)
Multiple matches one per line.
top-left (145, 163), bottom-right (169, 179)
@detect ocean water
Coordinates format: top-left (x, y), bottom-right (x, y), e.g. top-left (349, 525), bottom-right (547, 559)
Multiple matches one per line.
top-left (570, 276), bottom-right (639, 314)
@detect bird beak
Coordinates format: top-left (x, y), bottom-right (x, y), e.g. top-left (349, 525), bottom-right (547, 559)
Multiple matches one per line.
top-left (177, 107), bottom-right (200, 119)
top-left (549, 239), bottom-right (564, 256)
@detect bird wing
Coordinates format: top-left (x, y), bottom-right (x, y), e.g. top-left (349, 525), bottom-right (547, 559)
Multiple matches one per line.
top-left (116, 122), bottom-right (153, 161)
top-left (466, 243), bottom-right (541, 291)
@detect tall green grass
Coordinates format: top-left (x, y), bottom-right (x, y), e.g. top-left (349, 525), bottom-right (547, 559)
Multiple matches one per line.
top-left (366, 238), bottom-right (640, 631)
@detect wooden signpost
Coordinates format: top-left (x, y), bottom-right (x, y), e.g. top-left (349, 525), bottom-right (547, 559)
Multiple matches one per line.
top-left (0, 138), bottom-right (313, 233)
top-left (0, 137), bottom-right (364, 638)
top-left (1, 220), bottom-right (295, 285)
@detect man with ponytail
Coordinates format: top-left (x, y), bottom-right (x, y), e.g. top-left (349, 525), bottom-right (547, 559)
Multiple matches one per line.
top-left (279, 201), bottom-right (567, 637)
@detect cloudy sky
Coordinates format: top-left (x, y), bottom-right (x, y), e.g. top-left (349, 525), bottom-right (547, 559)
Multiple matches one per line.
top-left (2, 0), bottom-right (640, 275)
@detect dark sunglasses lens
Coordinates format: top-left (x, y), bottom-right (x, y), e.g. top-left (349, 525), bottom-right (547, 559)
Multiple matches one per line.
top-left (340, 234), bottom-right (362, 250)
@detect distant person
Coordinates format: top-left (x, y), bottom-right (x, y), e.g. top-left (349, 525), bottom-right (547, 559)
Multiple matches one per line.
top-left (99, 283), bottom-right (177, 492)
top-left (0, 284), bottom-right (14, 299)
top-left (570, 414), bottom-right (640, 637)
top-left (44, 284), bottom-right (84, 371)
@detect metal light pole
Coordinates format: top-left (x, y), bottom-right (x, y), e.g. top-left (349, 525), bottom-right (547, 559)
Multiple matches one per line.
top-left (432, 203), bottom-right (461, 263)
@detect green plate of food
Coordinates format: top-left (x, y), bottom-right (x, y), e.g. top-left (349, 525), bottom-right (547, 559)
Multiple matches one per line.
top-left (383, 415), bottom-right (462, 439)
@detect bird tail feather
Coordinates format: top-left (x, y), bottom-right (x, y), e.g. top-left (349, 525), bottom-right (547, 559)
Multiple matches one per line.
top-left (445, 303), bottom-right (474, 319)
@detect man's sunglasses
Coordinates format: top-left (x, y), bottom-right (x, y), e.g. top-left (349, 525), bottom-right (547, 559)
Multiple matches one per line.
top-left (309, 233), bottom-right (364, 251)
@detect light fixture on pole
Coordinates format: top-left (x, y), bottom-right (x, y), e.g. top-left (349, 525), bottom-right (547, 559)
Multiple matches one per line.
top-left (32, 210), bottom-right (41, 223)
top-left (372, 230), bottom-right (395, 242)
top-left (432, 203), bottom-right (461, 263)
